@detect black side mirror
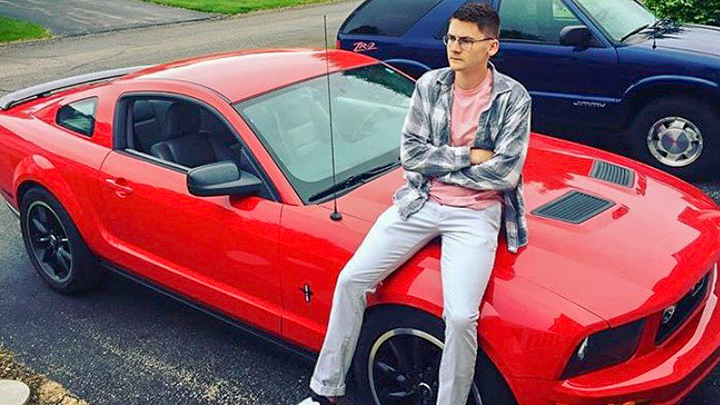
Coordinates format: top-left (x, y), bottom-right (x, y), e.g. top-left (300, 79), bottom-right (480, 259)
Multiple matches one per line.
top-left (187, 161), bottom-right (262, 197)
top-left (559, 25), bottom-right (593, 47)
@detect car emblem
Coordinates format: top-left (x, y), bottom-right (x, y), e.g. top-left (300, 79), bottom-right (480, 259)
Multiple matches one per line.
top-left (352, 41), bottom-right (379, 53)
top-left (662, 305), bottom-right (676, 325)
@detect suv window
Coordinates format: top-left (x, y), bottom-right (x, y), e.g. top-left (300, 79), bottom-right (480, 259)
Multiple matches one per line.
top-left (56, 98), bottom-right (97, 136)
top-left (341, 0), bottom-right (442, 37)
top-left (433, 0), bottom-right (491, 39)
top-left (499, 0), bottom-right (583, 44)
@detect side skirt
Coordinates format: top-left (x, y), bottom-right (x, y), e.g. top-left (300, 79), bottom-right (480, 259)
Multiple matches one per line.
top-left (101, 261), bottom-right (319, 363)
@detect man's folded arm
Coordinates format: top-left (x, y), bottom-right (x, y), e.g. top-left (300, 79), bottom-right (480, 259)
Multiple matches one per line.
top-left (400, 77), bottom-right (472, 177)
top-left (436, 95), bottom-right (531, 191)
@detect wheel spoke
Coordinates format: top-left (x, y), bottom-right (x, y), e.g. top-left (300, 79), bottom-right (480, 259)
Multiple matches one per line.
top-left (387, 339), bottom-right (412, 374)
top-left (376, 361), bottom-right (407, 384)
top-left (412, 337), bottom-right (423, 371)
top-left (669, 119), bottom-right (685, 129)
top-left (40, 247), bottom-right (53, 263)
top-left (54, 250), bottom-right (71, 275)
top-left (31, 218), bottom-right (49, 235)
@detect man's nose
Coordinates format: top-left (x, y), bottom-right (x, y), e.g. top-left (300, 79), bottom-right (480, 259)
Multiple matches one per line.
top-left (450, 40), bottom-right (463, 53)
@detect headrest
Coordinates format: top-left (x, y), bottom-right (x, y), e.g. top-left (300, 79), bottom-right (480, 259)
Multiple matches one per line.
top-left (133, 100), bottom-right (155, 122)
top-left (162, 102), bottom-right (201, 140)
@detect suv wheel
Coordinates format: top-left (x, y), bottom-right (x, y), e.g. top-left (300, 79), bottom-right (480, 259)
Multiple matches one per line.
top-left (630, 97), bottom-right (719, 180)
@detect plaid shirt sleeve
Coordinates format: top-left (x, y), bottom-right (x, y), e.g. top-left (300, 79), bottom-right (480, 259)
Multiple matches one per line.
top-left (400, 75), bottom-right (472, 177)
top-left (436, 94), bottom-right (531, 191)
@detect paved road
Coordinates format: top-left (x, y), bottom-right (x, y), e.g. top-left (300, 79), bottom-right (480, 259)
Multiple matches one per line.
top-left (0, 2), bottom-right (719, 404)
top-left (0, 0), bottom-right (216, 36)
top-left (0, 0), bottom-right (356, 95)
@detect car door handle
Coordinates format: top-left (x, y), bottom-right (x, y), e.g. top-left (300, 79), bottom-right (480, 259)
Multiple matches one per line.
top-left (105, 178), bottom-right (134, 196)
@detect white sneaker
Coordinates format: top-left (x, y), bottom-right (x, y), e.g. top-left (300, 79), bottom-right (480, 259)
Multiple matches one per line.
top-left (297, 394), bottom-right (335, 405)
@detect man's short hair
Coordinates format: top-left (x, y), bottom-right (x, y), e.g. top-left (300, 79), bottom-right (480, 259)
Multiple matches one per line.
top-left (450, 3), bottom-right (500, 39)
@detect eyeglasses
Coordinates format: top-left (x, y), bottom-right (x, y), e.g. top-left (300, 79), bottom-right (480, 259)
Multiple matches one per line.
top-left (443, 34), bottom-right (496, 51)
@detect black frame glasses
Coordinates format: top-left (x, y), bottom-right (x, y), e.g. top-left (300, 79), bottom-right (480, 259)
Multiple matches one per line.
top-left (443, 34), bottom-right (496, 50)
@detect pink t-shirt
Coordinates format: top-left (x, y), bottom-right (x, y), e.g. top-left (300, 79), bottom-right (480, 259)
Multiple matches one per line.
top-left (429, 72), bottom-right (503, 209)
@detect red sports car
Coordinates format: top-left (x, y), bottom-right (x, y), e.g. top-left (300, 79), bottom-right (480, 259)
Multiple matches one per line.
top-left (1, 49), bottom-right (719, 405)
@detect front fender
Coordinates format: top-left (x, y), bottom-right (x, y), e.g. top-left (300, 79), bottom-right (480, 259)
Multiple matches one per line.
top-left (621, 75), bottom-right (720, 122)
top-left (368, 247), bottom-right (608, 380)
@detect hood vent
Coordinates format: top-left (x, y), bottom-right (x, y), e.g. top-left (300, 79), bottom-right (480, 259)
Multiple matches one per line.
top-left (590, 160), bottom-right (634, 187)
top-left (532, 191), bottom-right (615, 224)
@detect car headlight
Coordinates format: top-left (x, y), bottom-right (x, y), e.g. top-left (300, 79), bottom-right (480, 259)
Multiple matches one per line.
top-left (561, 319), bottom-right (645, 379)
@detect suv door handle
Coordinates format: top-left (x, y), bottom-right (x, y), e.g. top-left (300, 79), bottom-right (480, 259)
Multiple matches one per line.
top-left (105, 178), bottom-right (134, 197)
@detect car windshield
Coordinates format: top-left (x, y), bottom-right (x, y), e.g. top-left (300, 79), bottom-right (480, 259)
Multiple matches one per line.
top-left (573, 0), bottom-right (657, 41)
top-left (235, 64), bottom-right (415, 204)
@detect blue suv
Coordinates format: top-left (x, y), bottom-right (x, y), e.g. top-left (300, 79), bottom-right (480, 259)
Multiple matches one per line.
top-left (337, 0), bottom-right (720, 179)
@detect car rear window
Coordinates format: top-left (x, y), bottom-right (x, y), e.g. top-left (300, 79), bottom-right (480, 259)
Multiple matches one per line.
top-left (56, 97), bottom-right (97, 137)
top-left (340, 0), bottom-right (442, 37)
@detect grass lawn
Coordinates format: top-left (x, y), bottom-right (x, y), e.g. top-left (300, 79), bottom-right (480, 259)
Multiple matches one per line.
top-left (0, 16), bottom-right (50, 43)
top-left (141, 0), bottom-right (337, 14)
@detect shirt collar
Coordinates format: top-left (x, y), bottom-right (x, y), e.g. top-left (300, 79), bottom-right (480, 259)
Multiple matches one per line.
top-left (436, 61), bottom-right (511, 97)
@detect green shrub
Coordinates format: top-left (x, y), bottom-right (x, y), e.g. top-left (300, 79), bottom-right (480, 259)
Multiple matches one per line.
top-left (644, 0), bottom-right (720, 26)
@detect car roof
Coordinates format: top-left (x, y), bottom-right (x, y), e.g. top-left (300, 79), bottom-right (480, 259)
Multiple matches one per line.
top-left (126, 49), bottom-right (379, 103)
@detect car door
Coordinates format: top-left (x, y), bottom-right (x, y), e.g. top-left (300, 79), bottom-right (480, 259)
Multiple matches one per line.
top-left (493, 0), bottom-right (620, 133)
top-left (96, 92), bottom-right (283, 334)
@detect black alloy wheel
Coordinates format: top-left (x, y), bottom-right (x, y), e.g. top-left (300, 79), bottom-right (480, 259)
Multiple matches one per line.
top-left (20, 187), bottom-right (100, 293)
top-left (353, 305), bottom-right (518, 405)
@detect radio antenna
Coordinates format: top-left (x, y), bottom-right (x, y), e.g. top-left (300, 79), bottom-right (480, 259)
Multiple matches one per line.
top-left (324, 15), bottom-right (342, 221)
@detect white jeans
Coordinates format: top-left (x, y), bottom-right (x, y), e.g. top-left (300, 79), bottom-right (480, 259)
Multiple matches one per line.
top-left (310, 199), bottom-right (502, 405)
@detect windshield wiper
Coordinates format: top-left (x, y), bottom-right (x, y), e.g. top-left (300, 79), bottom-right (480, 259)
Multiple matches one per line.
top-left (621, 18), bottom-right (676, 42)
top-left (620, 23), bottom-right (650, 42)
top-left (308, 161), bottom-right (399, 202)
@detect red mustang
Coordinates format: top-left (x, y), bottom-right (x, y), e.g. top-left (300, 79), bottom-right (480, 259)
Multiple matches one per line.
top-left (1, 49), bottom-right (719, 405)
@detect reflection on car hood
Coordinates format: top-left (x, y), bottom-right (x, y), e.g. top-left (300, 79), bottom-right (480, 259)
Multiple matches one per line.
top-left (325, 134), bottom-right (720, 325)
top-left (652, 24), bottom-right (720, 58)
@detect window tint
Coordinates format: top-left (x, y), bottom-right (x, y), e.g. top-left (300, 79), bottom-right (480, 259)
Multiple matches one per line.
top-left (341, 0), bottom-right (442, 37)
top-left (499, 0), bottom-right (583, 44)
top-left (433, 0), bottom-right (491, 39)
top-left (57, 98), bottom-right (97, 136)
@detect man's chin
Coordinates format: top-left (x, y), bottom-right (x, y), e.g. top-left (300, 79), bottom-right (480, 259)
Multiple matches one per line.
top-left (448, 59), bottom-right (464, 71)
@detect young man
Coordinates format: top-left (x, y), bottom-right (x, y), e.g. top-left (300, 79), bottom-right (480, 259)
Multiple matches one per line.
top-left (299, 3), bottom-right (530, 405)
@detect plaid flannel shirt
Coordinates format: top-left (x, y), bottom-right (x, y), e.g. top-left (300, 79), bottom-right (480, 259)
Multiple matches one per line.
top-left (392, 63), bottom-right (531, 253)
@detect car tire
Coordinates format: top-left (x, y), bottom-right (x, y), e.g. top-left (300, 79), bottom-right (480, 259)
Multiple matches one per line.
top-left (20, 187), bottom-right (100, 294)
top-left (629, 97), bottom-right (719, 180)
top-left (352, 305), bottom-right (518, 405)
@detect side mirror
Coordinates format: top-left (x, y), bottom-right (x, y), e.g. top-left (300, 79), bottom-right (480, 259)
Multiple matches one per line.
top-left (187, 161), bottom-right (262, 197)
top-left (559, 25), bottom-right (593, 47)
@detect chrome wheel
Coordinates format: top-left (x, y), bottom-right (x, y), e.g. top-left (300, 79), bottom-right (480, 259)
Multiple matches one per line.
top-left (368, 328), bottom-right (483, 405)
top-left (25, 201), bottom-right (73, 283)
top-left (647, 116), bottom-right (703, 168)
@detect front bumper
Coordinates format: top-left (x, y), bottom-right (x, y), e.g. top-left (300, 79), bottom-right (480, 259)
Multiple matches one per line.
top-left (508, 266), bottom-right (720, 405)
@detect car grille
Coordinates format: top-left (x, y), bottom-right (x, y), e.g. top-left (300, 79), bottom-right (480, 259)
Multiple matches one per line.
top-left (656, 272), bottom-right (712, 344)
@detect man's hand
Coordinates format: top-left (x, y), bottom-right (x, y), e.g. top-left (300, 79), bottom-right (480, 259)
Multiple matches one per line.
top-left (470, 148), bottom-right (494, 165)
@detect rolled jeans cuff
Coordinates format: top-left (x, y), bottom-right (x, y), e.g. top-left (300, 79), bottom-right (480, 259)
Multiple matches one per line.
top-left (310, 376), bottom-right (346, 397)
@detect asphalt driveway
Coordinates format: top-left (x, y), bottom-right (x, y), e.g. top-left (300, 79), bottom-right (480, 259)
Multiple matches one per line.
top-left (0, 0), bottom-right (216, 36)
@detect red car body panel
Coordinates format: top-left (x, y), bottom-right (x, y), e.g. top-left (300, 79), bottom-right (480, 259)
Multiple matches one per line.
top-left (1, 49), bottom-right (720, 405)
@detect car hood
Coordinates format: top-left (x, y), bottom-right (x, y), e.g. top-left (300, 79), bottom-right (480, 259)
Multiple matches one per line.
top-left (324, 134), bottom-right (720, 326)
top-left (651, 23), bottom-right (720, 58)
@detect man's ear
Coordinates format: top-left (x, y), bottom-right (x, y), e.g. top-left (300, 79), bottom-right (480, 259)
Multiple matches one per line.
top-left (488, 39), bottom-right (500, 57)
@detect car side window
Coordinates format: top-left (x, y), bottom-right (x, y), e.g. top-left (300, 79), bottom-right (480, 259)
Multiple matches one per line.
top-left (340, 0), bottom-right (442, 37)
top-left (56, 97), bottom-right (98, 137)
top-left (116, 96), bottom-right (276, 200)
top-left (499, 0), bottom-right (584, 44)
